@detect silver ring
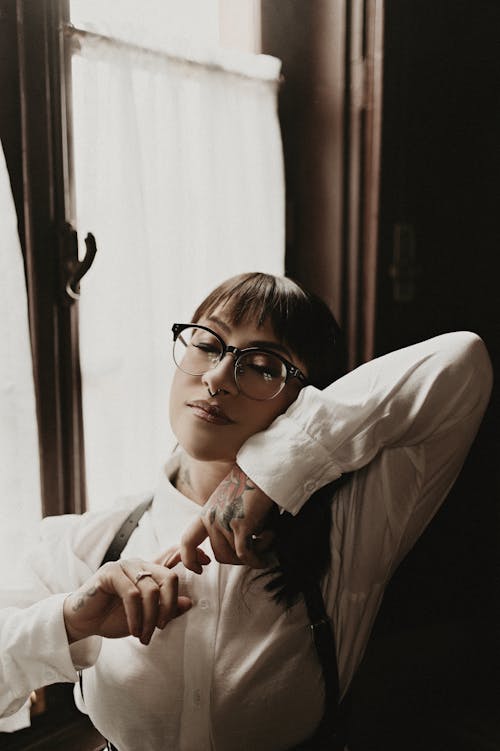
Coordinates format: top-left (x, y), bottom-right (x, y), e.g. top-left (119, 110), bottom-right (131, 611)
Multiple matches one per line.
top-left (134, 570), bottom-right (153, 584)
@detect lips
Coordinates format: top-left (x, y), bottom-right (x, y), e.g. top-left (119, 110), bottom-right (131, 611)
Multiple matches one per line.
top-left (186, 400), bottom-right (234, 425)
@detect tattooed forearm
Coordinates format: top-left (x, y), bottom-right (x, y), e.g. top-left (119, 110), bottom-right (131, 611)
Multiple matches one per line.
top-left (72, 585), bottom-right (99, 612)
top-left (205, 466), bottom-right (255, 531)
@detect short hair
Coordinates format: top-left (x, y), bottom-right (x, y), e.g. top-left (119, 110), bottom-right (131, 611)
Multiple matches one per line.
top-left (192, 272), bottom-right (347, 390)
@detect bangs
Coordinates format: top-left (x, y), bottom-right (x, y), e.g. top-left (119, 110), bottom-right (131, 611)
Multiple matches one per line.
top-left (191, 273), bottom-right (346, 390)
top-left (192, 273), bottom-right (306, 340)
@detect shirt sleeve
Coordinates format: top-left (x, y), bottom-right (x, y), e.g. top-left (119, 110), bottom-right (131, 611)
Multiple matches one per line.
top-left (237, 332), bottom-right (492, 516)
top-left (0, 506), bottom-right (131, 718)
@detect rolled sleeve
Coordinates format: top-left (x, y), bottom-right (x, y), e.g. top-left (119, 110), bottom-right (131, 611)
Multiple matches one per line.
top-left (237, 405), bottom-right (343, 515)
top-left (238, 332), bottom-right (492, 516)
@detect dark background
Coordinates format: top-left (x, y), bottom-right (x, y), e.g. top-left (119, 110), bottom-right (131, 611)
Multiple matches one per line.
top-left (263, 1), bottom-right (500, 749)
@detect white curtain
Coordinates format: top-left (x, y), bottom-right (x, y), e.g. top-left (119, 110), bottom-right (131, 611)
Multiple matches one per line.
top-left (70, 30), bottom-right (285, 510)
top-left (0, 144), bottom-right (41, 587)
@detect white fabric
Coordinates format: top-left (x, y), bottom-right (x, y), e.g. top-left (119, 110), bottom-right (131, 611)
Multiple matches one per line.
top-left (0, 333), bottom-right (492, 750)
top-left (0, 147), bottom-right (41, 568)
top-left (70, 0), bottom-right (221, 51)
top-left (0, 143), bottom-right (42, 733)
top-left (69, 25), bottom-right (284, 512)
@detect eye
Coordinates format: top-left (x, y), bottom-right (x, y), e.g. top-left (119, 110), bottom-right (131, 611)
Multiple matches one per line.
top-left (243, 353), bottom-right (283, 380)
top-left (190, 332), bottom-right (222, 363)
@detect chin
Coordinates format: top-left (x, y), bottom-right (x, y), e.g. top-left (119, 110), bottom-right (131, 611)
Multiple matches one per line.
top-left (174, 432), bottom-right (237, 464)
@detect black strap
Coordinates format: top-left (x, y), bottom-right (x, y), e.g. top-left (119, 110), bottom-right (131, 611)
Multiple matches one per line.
top-left (296, 583), bottom-right (347, 750)
top-left (79, 497), bottom-right (154, 704)
top-left (100, 497), bottom-right (154, 565)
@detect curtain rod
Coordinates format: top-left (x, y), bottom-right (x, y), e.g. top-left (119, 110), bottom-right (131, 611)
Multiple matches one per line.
top-left (62, 23), bottom-right (281, 84)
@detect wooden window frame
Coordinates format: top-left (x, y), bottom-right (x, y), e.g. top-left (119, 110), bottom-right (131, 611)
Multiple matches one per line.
top-left (3, 0), bottom-right (86, 518)
top-left (0, 1), bottom-right (96, 746)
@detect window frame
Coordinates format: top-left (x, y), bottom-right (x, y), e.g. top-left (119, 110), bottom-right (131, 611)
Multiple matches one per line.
top-left (14, 0), bottom-right (86, 516)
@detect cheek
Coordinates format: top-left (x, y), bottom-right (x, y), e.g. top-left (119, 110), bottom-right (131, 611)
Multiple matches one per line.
top-left (245, 388), bottom-right (300, 434)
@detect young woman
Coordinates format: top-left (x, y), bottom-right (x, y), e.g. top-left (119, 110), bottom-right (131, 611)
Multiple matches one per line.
top-left (0, 273), bottom-right (492, 750)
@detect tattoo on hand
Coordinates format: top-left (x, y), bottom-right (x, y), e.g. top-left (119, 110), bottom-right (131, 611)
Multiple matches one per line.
top-left (206, 467), bottom-right (255, 532)
top-left (72, 585), bottom-right (99, 612)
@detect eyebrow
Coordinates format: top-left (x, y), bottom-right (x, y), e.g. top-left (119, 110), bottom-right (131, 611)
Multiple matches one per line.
top-left (206, 316), bottom-right (293, 359)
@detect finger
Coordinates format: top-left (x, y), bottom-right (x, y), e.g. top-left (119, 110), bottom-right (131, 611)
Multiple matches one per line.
top-left (107, 562), bottom-right (144, 638)
top-left (165, 547), bottom-right (211, 570)
top-left (157, 570), bottom-right (177, 628)
top-left (207, 525), bottom-right (242, 565)
top-left (176, 595), bottom-right (192, 616)
top-left (180, 517), bottom-right (210, 573)
top-left (136, 575), bottom-right (161, 645)
top-left (153, 546), bottom-right (178, 566)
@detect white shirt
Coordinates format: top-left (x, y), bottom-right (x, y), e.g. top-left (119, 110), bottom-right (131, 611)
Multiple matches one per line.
top-left (0, 332), bottom-right (492, 750)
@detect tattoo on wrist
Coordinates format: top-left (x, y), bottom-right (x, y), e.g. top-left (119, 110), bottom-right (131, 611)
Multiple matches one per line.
top-left (206, 467), bottom-right (255, 532)
top-left (72, 585), bottom-right (98, 612)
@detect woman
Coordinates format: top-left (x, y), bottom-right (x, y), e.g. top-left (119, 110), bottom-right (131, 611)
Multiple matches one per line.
top-left (0, 273), bottom-right (492, 750)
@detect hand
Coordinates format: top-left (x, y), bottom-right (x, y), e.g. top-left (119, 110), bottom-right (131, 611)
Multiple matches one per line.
top-left (63, 556), bottom-right (192, 646)
top-left (174, 464), bottom-right (276, 573)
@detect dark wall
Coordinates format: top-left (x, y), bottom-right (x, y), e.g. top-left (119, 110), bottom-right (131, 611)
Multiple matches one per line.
top-left (264, 1), bottom-right (500, 748)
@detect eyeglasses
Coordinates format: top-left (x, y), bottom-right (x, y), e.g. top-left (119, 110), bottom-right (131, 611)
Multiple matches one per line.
top-left (172, 323), bottom-right (308, 401)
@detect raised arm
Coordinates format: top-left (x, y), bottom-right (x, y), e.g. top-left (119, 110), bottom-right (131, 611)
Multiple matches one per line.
top-left (180, 332), bottom-right (492, 569)
top-left (238, 331), bottom-right (492, 512)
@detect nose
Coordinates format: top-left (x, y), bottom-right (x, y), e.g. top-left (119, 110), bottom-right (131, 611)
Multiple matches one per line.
top-left (202, 354), bottom-right (238, 396)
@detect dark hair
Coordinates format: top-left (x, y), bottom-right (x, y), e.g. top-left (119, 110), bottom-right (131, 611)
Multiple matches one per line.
top-left (193, 272), bottom-right (348, 606)
top-left (193, 272), bottom-right (346, 388)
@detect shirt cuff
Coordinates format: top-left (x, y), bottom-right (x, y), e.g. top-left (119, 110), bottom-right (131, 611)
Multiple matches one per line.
top-left (3, 593), bottom-right (98, 708)
top-left (237, 407), bottom-right (341, 516)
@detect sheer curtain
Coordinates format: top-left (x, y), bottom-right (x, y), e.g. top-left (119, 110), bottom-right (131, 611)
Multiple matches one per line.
top-left (0, 142), bottom-right (42, 729)
top-left (0, 144), bottom-right (41, 565)
top-left (69, 15), bottom-right (285, 510)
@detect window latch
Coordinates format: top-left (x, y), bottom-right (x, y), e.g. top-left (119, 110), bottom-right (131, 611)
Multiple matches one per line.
top-left (60, 223), bottom-right (98, 304)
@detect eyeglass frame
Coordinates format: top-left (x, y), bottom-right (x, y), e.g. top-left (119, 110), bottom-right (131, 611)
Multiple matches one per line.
top-left (171, 322), bottom-right (309, 400)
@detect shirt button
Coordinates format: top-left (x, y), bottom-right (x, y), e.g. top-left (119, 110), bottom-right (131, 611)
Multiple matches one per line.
top-left (304, 480), bottom-right (317, 493)
top-left (192, 689), bottom-right (201, 707)
top-left (199, 598), bottom-right (210, 610)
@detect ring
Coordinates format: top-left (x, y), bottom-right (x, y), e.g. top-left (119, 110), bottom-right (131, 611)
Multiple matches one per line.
top-left (134, 570), bottom-right (153, 584)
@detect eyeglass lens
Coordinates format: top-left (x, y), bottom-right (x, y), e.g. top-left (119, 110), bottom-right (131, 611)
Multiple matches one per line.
top-left (173, 326), bottom-right (287, 399)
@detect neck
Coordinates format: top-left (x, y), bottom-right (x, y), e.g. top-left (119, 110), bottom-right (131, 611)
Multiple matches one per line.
top-left (174, 451), bottom-right (234, 506)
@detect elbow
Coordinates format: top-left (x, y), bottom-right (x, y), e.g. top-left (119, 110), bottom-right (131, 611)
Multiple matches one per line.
top-left (454, 332), bottom-right (493, 408)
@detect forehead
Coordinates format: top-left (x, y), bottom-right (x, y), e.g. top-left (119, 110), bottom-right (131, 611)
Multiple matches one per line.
top-left (196, 310), bottom-right (305, 367)
top-left (198, 311), bottom-right (280, 343)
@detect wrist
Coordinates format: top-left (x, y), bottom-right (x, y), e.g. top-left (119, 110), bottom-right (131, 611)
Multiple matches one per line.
top-left (63, 594), bottom-right (89, 644)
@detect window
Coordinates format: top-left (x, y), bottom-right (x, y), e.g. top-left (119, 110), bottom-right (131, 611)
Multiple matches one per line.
top-left (3, 0), bottom-right (283, 519)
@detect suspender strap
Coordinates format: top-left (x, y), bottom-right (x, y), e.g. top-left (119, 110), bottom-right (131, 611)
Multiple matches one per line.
top-left (79, 496), bottom-right (154, 704)
top-left (100, 497), bottom-right (154, 565)
top-left (300, 582), bottom-right (347, 750)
